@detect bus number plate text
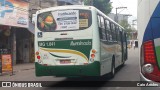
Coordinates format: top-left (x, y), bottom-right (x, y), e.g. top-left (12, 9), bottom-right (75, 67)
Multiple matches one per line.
top-left (38, 42), bottom-right (55, 47)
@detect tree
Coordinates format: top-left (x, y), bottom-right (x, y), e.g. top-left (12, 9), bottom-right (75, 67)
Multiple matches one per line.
top-left (119, 20), bottom-right (136, 39)
top-left (84, 0), bottom-right (112, 15)
top-left (119, 20), bottom-right (131, 31)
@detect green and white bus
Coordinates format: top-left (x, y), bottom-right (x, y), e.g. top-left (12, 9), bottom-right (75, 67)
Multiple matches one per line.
top-left (35, 5), bottom-right (127, 77)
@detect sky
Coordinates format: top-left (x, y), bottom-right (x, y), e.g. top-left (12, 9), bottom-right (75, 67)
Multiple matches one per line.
top-left (110, 0), bottom-right (137, 26)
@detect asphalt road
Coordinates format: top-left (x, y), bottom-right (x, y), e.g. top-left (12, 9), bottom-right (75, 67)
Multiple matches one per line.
top-left (0, 48), bottom-right (141, 90)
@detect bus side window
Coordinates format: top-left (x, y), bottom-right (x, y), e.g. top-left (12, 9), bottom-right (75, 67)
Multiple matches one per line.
top-left (100, 16), bottom-right (105, 29)
top-left (117, 27), bottom-right (120, 42)
top-left (100, 16), bottom-right (107, 40)
top-left (98, 15), bottom-right (101, 27)
top-left (110, 22), bottom-right (113, 42)
top-left (112, 24), bottom-right (116, 42)
top-left (115, 26), bottom-right (118, 42)
top-left (119, 28), bottom-right (123, 43)
top-left (98, 15), bottom-right (106, 40)
top-left (105, 19), bottom-right (110, 42)
top-left (98, 15), bottom-right (103, 39)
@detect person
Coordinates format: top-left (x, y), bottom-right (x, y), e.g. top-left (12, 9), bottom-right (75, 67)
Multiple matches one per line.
top-left (131, 41), bottom-right (133, 48)
top-left (133, 41), bottom-right (135, 49)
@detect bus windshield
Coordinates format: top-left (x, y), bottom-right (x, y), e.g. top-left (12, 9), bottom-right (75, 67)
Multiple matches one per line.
top-left (37, 9), bottom-right (92, 32)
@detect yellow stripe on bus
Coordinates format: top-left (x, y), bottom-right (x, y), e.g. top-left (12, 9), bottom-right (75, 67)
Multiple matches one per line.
top-left (40, 48), bottom-right (89, 62)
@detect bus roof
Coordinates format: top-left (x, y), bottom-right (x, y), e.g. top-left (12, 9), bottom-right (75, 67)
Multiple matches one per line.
top-left (36, 5), bottom-right (93, 14)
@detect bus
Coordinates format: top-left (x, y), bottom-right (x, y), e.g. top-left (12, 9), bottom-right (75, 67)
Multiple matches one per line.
top-left (138, 0), bottom-right (160, 89)
top-left (35, 5), bottom-right (127, 78)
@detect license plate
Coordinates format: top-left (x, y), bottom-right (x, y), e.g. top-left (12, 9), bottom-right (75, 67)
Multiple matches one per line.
top-left (60, 60), bottom-right (71, 64)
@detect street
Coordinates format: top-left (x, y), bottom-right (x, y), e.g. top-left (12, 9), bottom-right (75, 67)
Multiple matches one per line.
top-left (0, 48), bottom-right (141, 90)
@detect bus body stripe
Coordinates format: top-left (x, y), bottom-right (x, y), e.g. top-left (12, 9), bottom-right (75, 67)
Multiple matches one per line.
top-left (49, 53), bottom-right (71, 58)
top-left (41, 48), bottom-right (89, 62)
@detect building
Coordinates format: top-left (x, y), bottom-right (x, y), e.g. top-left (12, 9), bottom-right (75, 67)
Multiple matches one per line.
top-left (57, 0), bottom-right (84, 5)
top-left (0, 0), bottom-right (33, 65)
top-left (108, 13), bottom-right (130, 23)
top-left (0, 0), bottom-right (85, 66)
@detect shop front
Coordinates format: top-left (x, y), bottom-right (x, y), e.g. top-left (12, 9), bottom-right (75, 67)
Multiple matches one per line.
top-left (0, 25), bottom-right (12, 54)
top-left (16, 28), bottom-right (34, 64)
top-left (0, 0), bottom-right (33, 65)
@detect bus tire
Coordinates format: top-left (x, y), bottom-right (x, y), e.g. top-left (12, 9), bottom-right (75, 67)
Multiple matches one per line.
top-left (121, 61), bottom-right (125, 67)
top-left (109, 57), bottom-right (115, 78)
top-left (121, 59), bottom-right (125, 66)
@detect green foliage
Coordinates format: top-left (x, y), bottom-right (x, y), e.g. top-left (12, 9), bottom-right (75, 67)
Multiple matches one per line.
top-left (84, 0), bottom-right (112, 15)
top-left (119, 20), bottom-right (131, 31)
top-left (119, 20), bottom-right (136, 39)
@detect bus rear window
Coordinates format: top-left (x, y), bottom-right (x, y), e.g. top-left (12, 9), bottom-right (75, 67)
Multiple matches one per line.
top-left (37, 9), bottom-right (92, 32)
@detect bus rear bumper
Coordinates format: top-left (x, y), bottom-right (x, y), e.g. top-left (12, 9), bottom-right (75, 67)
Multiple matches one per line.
top-left (35, 61), bottom-right (100, 77)
top-left (140, 73), bottom-right (160, 90)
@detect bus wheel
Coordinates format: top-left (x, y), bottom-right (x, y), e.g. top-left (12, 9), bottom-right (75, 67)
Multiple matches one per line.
top-left (121, 59), bottom-right (125, 66)
top-left (110, 58), bottom-right (115, 78)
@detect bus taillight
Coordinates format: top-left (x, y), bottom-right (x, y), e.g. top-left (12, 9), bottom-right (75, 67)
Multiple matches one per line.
top-left (141, 40), bottom-right (160, 82)
top-left (36, 51), bottom-right (41, 60)
top-left (91, 54), bottom-right (95, 58)
top-left (37, 55), bottom-right (41, 60)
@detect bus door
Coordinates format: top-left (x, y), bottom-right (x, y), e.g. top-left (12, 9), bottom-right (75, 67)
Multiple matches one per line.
top-left (120, 31), bottom-right (124, 62)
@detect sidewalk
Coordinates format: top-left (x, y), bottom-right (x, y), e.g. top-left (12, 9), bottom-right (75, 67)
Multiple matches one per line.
top-left (0, 63), bottom-right (36, 81)
top-left (0, 63), bottom-right (35, 76)
top-left (13, 63), bottom-right (35, 73)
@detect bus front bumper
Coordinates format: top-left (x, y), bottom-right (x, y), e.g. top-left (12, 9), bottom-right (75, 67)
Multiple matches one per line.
top-left (35, 61), bottom-right (100, 77)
